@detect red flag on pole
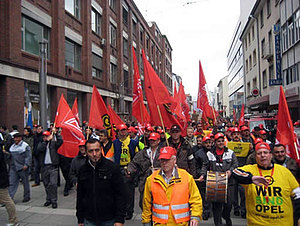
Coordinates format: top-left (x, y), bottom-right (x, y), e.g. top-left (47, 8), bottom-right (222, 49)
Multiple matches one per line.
top-left (173, 82), bottom-right (178, 98)
top-left (89, 85), bottom-right (114, 137)
top-left (142, 50), bottom-right (182, 128)
top-left (72, 98), bottom-right (80, 124)
top-left (54, 94), bottom-right (84, 158)
top-left (239, 104), bottom-right (245, 126)
top-left (178, 82), bottom-right (191, 122)
top-left (197, 61), bottom-right (215, 123)
top-left (132, 47), bottom-right (150, 125)
top-left (276, 86), bottom-right (300, 162)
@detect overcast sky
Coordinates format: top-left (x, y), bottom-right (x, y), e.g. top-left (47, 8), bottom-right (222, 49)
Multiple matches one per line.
top-left (134, 0), bottom-right (240, 98)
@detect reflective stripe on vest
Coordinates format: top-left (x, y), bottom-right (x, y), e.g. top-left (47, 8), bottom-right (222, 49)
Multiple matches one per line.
top-left (153, 212), bottom-right (168, 220)
top-left (150, 169), bottom-right (191, 224)
top-left (174, 211), bottom-right (190, 221)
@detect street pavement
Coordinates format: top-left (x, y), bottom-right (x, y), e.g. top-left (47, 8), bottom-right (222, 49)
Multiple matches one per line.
top-left (0, 177), bottom-right (247, 225)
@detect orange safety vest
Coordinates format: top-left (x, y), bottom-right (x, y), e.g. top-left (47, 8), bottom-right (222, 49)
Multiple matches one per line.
top-left (101, 147), bottom-right (114, 161)
top-left (150, 169), bottom-right (190, 224)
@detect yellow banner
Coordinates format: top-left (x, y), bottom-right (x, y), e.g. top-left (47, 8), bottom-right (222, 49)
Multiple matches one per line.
top-left (227, 142), bottom-right (251, 157)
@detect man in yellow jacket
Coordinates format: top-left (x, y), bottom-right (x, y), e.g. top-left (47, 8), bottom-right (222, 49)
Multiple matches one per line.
top-left (142, 146), bottom-right (202, 226)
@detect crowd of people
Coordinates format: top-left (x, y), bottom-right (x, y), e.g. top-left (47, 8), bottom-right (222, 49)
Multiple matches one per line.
top-left (0, 118), bottom-right (300, 226)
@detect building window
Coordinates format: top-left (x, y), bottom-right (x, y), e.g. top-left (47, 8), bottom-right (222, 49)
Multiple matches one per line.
top-left (92, 53), bottom-right (102, 79)
top-left (91, 8), bottom-right (101, 36)
top-left (252, 25), bottom-right (255, 41)
top-left (261, 38), bottom-right (265, 56)
top-left (268, 30), bottom-right (273, 53)
top-left (287, 18), bottom-right (295, 47)
top-left (122, 6), bottom-right (128, 27)
top-left (140, 27), bottom-right (144, 43)
top-left (65, 0), bottom-right (80, 19)
top-left (244, 37), bottom-right (247, 50)
top-left (253, 77), bottom-right (257, 88)
top-left (21, 16), bottom-right (50, 58)
top-left (267, 0), bottom-right (271, 17)
top-left (123, 38), bottom-right (128, 57)
top-left (245, 59), bottom-right (249, 72)
top-left (123, 69), bottom-right (129, 89)
top-left (262, 70), bottom-right (267, 88)
top-left (253, 49), bottom-right (257, 65)
top-left (260, 9), bottom-right (264, 28)
top-left (109, 0), bottom-right (116, 12)
top-left (248, 33), bottom-right (251, 46)
top-left (110, 23), bottom-right (117, 47)
top-left (110, 63), bottom-right (117, 84)
top-left (295, 10), bottom-right (300, 42)
top-left (65, 38), bottom-right (81, 71)
top-left (132, 19), bottom-right (137, 37)
top-left (269, 64), bottom-right (274, 79)
top-left (282, 25), bottom-right (288, 51)
top-left (249, 55), bottom-right (252, 69)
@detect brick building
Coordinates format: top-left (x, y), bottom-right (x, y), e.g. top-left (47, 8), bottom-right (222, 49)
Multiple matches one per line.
top-left (0, 0), bottom-right (173, 129)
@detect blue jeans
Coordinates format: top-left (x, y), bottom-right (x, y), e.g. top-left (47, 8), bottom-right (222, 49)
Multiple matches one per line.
top-left (84, 219), bottom-right (114, 226)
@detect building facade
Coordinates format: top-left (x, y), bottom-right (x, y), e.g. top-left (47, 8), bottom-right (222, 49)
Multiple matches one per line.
top-left (227, 0), bottom-right (255, 117)
top-left (279, 0), bottom-right (300, 120)
top-left (240, 0), bottom-right (299, 120)
top-left (217, 76), bottom-right (230, 117)
top-left (0, 0), bottom-right (173, 129)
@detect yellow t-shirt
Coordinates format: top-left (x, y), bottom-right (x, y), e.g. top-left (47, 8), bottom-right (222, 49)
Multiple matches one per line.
top-left (240, 164), bottom-right (299, 226)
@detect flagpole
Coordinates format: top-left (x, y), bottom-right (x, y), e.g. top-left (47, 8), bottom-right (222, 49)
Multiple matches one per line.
top-left (87, 126), bottom-right (90, 140)
top-left (294, 142), bottom-right (300, 160)
top-left (157, 105), bottom-right (169, 146)
top-left (140, 101), bottom-right (147, 145)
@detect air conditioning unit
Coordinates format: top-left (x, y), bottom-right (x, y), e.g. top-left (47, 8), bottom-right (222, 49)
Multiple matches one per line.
top-left (100, 38), bottom-right (106, 46)
top-left (262, 46), bottom-right (273, 60)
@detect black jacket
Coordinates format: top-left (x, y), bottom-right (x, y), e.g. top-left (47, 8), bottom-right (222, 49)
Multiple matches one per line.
top-left (193, 145), bottom-right (209, 178)
top-left (0, 148), bottom-right (9, 188)
top-left (76, 157), bottom-right (126, 224)
top-left (37, 135), bottom-right (63, 166)
top-left (69, 152), bottom-right (86, 185)
top-left (164, 136), bottom-right (197, 177)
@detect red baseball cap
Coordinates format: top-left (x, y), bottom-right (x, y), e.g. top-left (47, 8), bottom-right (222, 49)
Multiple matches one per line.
top-left (214, 132), bottom-right (224, 140)
top-left (146, 126), bottom-right (154, 131)
top-left (117, 124), bottom-right (128, 130)
top-left (148, 132), bottom-right (160, 141)
top-left (42, 131), bottom-right (51, 136)
top-left (259, 124), bottom-right (264, 129)
top-left (231, 127), bottom-right (240, 133)
top-left (128, 126), bottom-right (137, 133)
top-left (259, 130), bottom-right (267, 135)
top-left (254, 138), bottom-right (263, 145)
top-left (209, 133), bottom-right (215, 138)
top-left (202, 136), bottom-right (211, 142)
top-left (78, 140), bottom-right (86, 147)
top-left (158, 147), bottom-right (177, 160)
top-left (255, 142), bottom-right (270, 151)
top-left (241, 126), bottom-right (249, 131)
top-left (294, 122), bottom-right (300, 126)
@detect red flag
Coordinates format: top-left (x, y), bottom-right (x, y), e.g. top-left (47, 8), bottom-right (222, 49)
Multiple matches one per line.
top-left (72, 98), bottom-right (80, 124)
top-left (197, 61), bottom-right (215, 123)
top-left (276, 86), bottom-right (300, 162)
top-left (173, 82), bottom-right (178, 97)
top-left (173, 83), bottom-right (186, 123)
top-left (178, 82), bottom-right (191, 122)
top-left (233, 108), bottom-right (237, 122)
top-left (89, 85), bottom-right (114, 137)
top-left (54, 94), bottom-right (84, 158)
top-left (54, 94), bottom-right (83, 138)
top-left (142, 50), bottom-right (176, 107)
top-left (108, 105), bottom-right (124, 126)
top-left (142, 50), bottom-right (182, 129)
top-left (239, 104), bottom-right (245, 126)
top-left (132, 47), bottom-right (150, 124)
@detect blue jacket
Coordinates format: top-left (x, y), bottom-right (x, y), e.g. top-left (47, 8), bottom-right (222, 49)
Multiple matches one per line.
top-left (9, 140), bottom-right (31, 171)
